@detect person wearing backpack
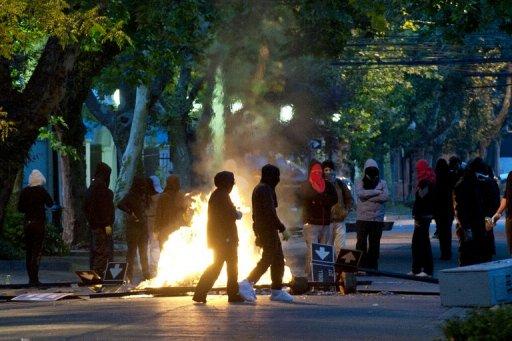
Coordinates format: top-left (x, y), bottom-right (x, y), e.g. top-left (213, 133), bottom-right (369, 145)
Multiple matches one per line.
top-left (322, 160), bottom-right (353, 256)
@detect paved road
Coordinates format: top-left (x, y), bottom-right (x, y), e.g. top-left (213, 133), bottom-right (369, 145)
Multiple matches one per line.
top-left (0, 295), bottom-right (451, 340)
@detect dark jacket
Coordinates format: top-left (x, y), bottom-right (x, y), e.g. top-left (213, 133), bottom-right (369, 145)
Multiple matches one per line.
top-left (299, 161), bottom-right (338, 225)
top-left (434, 176), bottom-right (454, 220)
top-left (118, 177), bottom-right (149, 234)
top-left (252, 164), bottom-right (286, 236)
top-left (413, 179), bottom-right (435, 219)
top-left (207, 172), bottom-right (238, 249)
top-left (454, 172), bottom-right (486, 242)
top-left (18, 186), bottom-right (53, 222)
top-left (156, 175), bottom-right (186, 234)
top-left (84, 162), bottom-right (114, 229)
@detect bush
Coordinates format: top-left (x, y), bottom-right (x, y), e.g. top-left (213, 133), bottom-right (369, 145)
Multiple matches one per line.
top-left (0, 206), bottom-right (69, 260)
top-left (443, 306), bottom-right (512, 340)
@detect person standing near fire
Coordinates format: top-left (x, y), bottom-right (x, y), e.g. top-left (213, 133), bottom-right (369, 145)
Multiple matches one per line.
top-left (193, 171), bottom-right (245, 303)
top-left (84, 162), bottom-right (115, 279)
top-left (322, 160), bottom-right (353, 256)
top-left (299, 160), bottom-right (338, 279)
top-left (238, 164), bottom-right (293, 303)
top-left (155, 175), bottom-right (187, 249)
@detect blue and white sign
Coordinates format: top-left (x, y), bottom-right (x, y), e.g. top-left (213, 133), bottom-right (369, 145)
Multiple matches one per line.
top-left (312, 243), bottom-right (334, 264)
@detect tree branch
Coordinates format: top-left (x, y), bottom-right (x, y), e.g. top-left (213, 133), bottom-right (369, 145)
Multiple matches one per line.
top-left (85, 90), bottom-right (115, 131)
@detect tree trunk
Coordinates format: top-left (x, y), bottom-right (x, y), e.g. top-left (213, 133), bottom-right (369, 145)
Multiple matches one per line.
top-left (114, 84), bottom-right (150, 203)
top-left (169, 117), bottom-right (193, 189)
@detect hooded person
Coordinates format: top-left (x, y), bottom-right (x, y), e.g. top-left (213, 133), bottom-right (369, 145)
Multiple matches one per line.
top-left (155, 175), bottom-right (187, 249)
top-left (146, 176), bottom-right (163, 276)
top-left (84, 162), bottom-right (115, 278)
top-left (18, 169), bottom-right (54, 285)
top-left (322, 160), bottom-right (354, 255)
top-left (298, 160), bottom-right (338, 278)
top-left (409, 159), bottom-right (436, 277)
top-left (118, 176), bottom-right (151, 282)
top-left (434, 158), bottom-right (454, 261)
top-left (355, 159), bottom-right (389, 270)
top-left (454, 158), bottom-right (495, 266)
top-left (238, 164), bottom-right (293, 303)
top-left (193, 171), bottom-right (245, 303)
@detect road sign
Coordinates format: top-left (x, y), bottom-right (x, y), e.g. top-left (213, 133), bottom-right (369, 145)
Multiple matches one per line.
top-left (312, 243), bottom-right (334, 264)
top-left (312, 263), bottom-right (336, 283)
top-left (12, 293), bottom-right (74, 302)
top-left (103, 262), bottom-right (128, 283)
top-left (335, 248), bottom-right (362, 271)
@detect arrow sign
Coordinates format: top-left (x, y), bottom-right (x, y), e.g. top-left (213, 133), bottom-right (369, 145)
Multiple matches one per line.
top-left (341, 252), bottom-right (356, 264)
top-left (315, 247), bottom-right (331, 261)
top-left (312, 243), bottom-right (334, 264)
top-left (110, 264), bottom-right (123, 279)
top-left (103, 262), bottom-right (128, 283)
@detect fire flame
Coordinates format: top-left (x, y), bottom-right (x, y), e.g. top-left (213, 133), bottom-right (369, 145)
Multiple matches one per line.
top-left (139, 186), bottom-right (292, 288)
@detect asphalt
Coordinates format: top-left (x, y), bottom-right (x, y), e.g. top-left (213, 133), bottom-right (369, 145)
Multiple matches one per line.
top-left (0, 219), bottom-right (510, 339)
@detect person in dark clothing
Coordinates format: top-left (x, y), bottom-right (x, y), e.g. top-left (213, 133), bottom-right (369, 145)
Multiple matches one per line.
top-left (155, 175), bottom-right (187, 249)
top-left (118, 176), bottom-right (151, 282)
top-left (84, 162), bottom-right (115, 278)
top-left (448, 156), bottom-right (464, 189)
top-left (355, 159), bottom-right (389, 271)
top-left (17, 169), bottom-right (54, 285)
top-left (410, 160), bottom-right (435, 277)
top-left (193, 171), bottom-right (245, 303)
top-left (472, 159), bottom-right (500, 261)
top-left (238, 164), bottom-right (293, 303)
top-left (434, 158), bottom-right (454, 260)
top-left (454, 158), bottom-right (495, 266)
top-left (298, 160), bottom-right (338, 278)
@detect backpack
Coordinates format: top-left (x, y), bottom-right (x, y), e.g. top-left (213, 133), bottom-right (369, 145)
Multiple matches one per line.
top-left (331, 179), bottom-right (350, 221)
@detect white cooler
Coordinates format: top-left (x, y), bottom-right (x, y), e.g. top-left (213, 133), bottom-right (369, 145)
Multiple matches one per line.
top-left (439, 259), bottom-right (512, 307)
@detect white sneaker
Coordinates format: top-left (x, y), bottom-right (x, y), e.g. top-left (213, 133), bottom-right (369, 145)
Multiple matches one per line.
top-left (270, 289), bottom-right (293, 303)
top-left (238, 279), bottom-right (256, 302)
top-left (407, 271), bottom-right (416, 276)
top-left (416, 272), bottom-right (431, 277)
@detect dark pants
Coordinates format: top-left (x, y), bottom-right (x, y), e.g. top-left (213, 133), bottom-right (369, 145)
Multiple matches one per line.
top-left (459, 239), bottom-right (492, 266)
top-left (126, 224), bottom-right (150, 281)
top-left (90, 226), bottom-right (114, 278)
top-left (435, 216), bottom-right (453, 260)
top-left (356, 220), bottom-right (383, 270)
top-left (24, 220), bottom-right (45, 284)
top-left (194, 245), bottom-right (238, 300)
top-left (247, 231), bottom-right (285, 290)
top-left (412, 218), bottom-right (433, 275)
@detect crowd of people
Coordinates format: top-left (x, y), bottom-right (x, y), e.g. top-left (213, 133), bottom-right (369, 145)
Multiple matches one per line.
top-left (15, 154), bottom-right (512, 301)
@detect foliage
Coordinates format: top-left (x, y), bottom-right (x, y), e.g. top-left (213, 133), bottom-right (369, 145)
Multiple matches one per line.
top-left (443, 306), bottom-right (512, 340)
top-left (0, 206), bottom-right (69, 260)
top-left (38, 116), bottom-right (79, 160)
top-left (0, 109), bottom-right (16, 141)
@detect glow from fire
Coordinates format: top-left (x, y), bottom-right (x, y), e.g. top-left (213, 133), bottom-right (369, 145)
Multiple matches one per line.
top-left (139, 185), bottom-right (292, 288)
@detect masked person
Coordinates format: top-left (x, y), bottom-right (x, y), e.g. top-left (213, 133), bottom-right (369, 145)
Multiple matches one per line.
top-left (239, 164), bottom-right (293, 303)
top-left (146, 176), bottom-right (163, 276)
top-left (155, 175), bottom-right (187, 249)
top-left (298, 160), bottom-right (338, 279)
top-left (17, 170), bottom-right (54, 286)
top-left (118, 176), bottom-right (151, 282)
top-left (355, 159), bottom-right (389, 271)
top-left (84, 162), bottom-right (115, 278)
top-left (193, 171), bottom-right (245, 303)
top-left (322, 160), bottom-right (353, 256)
top-left (409, 160), bottom-right (435, 277)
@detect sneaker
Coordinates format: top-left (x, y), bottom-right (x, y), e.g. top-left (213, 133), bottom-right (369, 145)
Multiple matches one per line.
top-left (407, 271), bottom-right (417, 276)
top-left (416, 272), bottom-right (431, 278)
top-left (238, 279), bottom-right (256, 302)
top-left (192, 294), bottom-right (206, 303)
top-left (270, 289), bottom-right (293, 303)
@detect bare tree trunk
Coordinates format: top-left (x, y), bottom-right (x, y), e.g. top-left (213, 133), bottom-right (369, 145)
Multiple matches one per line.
top-left (58, 151), bottom-right (74, 245)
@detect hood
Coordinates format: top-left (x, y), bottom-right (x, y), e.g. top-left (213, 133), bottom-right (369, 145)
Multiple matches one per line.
top-left (308, 159), bottom-right (322, 176)
top-left (28, 169), bottom-right (46, 187)
top-left (150, 175), bottom-right (163, 193)
top-left (364, 159), bottom-right (379, 171)
top-left (214, 171), bottom-right (235, 190)
top-left (93, 162), bottom-right (112, 187)
top-left (308, 159), bottom-right (325, 193)
top-left (164, 175), bottom-right (181, 192)
top-left (416, 159), bottom-right (436, 184)
top-left (261, 164), bottom-right (280, 188)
